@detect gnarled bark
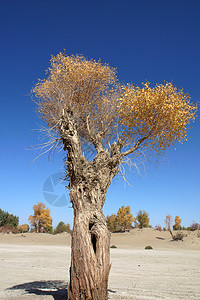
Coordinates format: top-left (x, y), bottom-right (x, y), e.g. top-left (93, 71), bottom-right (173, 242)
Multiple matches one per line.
top-left (60, 110), bottom-right (122, 300)
top-left (68, 203), bottom-right (111, 300)
top-left (67, 155), bottom-right (120, 300)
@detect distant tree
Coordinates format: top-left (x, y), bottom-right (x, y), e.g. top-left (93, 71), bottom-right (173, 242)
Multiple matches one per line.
top-left (165, 214), bottom-right (174, 238)
top-left (0, 209), bottom-right (19, 228)
top-left (45, 225), bottom-right (53, 234)
top-left (155, 224), bottom-right (162, 231)
top-left (106, 206), bottom-right (134, 232)
top-left (32, 52), bottom-right (197, 299)
top-left (106, 214), bottom-right (119, 233)
top-left (135, 210), bottom-right (150, 229)
top-left (28, 202), bottom-right (52, 233)
top-left (54, 221), bottom-right (71, 234)
top-left (17, 224), bottom-right (29, 233)
top-left (116, 206), bottom-right (134, 232)
top-left (165, 214), bottom-right (172, 230)
top-left (173, 216), bottom-right (182, 230)
top-left (190, 222), bottom-right (200, 231)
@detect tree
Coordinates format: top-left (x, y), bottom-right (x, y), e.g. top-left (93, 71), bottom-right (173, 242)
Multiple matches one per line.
top-left (106, 214), bottom-right (119, 232)
top-left (116, 206), bottom-right (134, 231)
top-left (54, 221), bottom-right (71, 234)
top-left (173, 216), bottom-right (182, 230)
top-left (28, 202), bottom-right (52, 233)
top-left (17, 224), bottom-right (29, 233)
top-left (106, 206), bottom-right (134, 232)
top-left (190, 222), bottom-right (200, 231)
top-left (165, 214), bottom-right (174, 238)
top-left (0, 209), bottom-right (19, 228)
top-left (32, 52), bottom-right (197, 300)
top-left (135, 210), bottom-right (150, 229)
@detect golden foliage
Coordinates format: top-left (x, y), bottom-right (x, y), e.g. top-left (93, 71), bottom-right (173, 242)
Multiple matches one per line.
top-left (32, 53), bottom-right (119, 146)
top-left (174, 215), bottom-right (182, 230)
top-left (135, 210), bottom-right (150, 229)
top-left (119, 82), bottom-right (197, 151)
top-left (17, 224), bottom-right (29, 233)
top-left (106, 214), bottom-right (119, 233)
top-left (28, 202), bottom-right (52, 233)
top-left (32, 52), bottom-right (197, 156)
top-left (116, 206), bottom-right (134, 231)
top-left (106, 206), bottom-right (134, 232)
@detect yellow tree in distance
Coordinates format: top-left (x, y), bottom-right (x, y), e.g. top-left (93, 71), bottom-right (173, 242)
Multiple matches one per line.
top-left (116, 206), bottom-right (134, 232)
top-left (174, 215), bottom-right (182, 230)
top-left (28, 202), bottom-right (52, 233)
top-left (106, 206), bottom-right (134, 232)
top-left (32, 52), bottom-right (197, 300)
top-left (135, 210), bottom-right (150, 229)
top-left (17, 224), bottom-right (29, 233)
top-left (106, 214), bottom-right (119, 233)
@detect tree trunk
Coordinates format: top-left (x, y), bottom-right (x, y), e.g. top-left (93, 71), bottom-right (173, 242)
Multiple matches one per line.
top-left (66, 149), bottom-right (121, 299)
top-left (68, 202), bottom-right (111, 300)
top-left (60, 111), bottom-right (122, 299)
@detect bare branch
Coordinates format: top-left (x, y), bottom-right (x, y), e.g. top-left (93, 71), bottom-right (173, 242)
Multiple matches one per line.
top-left (86, 115), bottom-right (95, 143)
top-left (119, 163), bottom-right (134, 188)
top-left (121, 135), bottom-right (149, 158)
top-left (27, 138), bottom-right (61, 167)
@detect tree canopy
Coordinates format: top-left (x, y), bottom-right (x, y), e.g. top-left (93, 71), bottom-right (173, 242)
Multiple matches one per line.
top-left (0, 209), bottom-right (19, 228)
top-left (135, 210), bottom-right (150, 229)
top-left (54, 221), bottom-right (71, 234)
top-left (173, 216), bottom-right (182, 230)
top-left (106, 206), bottom-right (134, 232)
top-left (32, 53), bottom-right (197, 161)
top-left (28, 202), bottom-right (52, 233)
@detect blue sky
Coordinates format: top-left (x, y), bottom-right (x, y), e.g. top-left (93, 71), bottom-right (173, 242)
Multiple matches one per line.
top-left (0, 0), bottom-right (199, 228)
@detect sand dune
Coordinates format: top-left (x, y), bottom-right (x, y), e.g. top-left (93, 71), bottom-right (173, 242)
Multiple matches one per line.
top-left (111, 228), bottom-right (200, 250)
top-left (0, 229), bottom-right (200, 299)
top-left (0, 228), bottom-right (200, 250)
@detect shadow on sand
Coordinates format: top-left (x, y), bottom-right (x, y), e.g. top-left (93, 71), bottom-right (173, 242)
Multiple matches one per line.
top-left (7, 280), bottom-right (67, 299)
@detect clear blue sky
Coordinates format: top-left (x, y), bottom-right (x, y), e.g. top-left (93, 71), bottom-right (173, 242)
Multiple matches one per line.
top-left (0, 0), bottom-right (199, 229)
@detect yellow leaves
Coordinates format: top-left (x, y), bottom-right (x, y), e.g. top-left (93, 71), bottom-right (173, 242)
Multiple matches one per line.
top-left (17, 224), bottom-right (29, 233)
top-left (28, 202), bottom-right (52, 232)
top-left (32, 53), bottom-right (197, 154)
top-left (106, 206), bottom-right (134, 232)
top-left (118, 82), bottom-right (197, 151)
top-left (117, 205), bottom-right (134, 221)
top-left (135, 210), bottom-right (150, 229)
top-left (174, 216), bottom-right (182, 230)
top-left (32, 52), bottom-right (119, 139)
top-left (116, 206), bottom-right (134, 230)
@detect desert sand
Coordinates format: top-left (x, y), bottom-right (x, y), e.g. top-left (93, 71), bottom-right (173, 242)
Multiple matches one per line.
top-left (0, 229), bottom-right (200, 299)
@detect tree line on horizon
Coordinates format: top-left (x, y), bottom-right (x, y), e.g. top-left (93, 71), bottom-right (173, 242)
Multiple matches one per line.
top-left (0, 204), bottom-right (199, 234)
top-left (106, 206), bottom-right (200, 233)
top-left (0, 204), bottom-right (71, 234)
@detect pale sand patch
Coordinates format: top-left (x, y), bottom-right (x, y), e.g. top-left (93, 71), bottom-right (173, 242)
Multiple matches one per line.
top-left (0, 229), bottom-right (200, 299)
top-left (0, 228), bottom-right (200, 250)
top-left (110, 228), bottom-right (200, 250)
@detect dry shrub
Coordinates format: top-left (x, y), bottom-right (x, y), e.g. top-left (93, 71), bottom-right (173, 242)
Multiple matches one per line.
top-left (172, 232), bottom-right (184, 241)
top-left (155, 225), bottom-right (162, 231)
top-left (0, 225), bottom-right (19, 234)
top-left (190, 223), bottom-right (200, 231)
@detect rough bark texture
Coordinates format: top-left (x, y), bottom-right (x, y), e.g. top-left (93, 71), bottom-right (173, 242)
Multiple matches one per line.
top-left (60, 109), bottom-right (122, 300)
top-left (68, 203), bottom-right (111, 300)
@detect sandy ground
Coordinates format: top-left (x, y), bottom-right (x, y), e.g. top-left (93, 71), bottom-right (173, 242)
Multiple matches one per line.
top-left (0, 229), bottom-right (200, 299)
